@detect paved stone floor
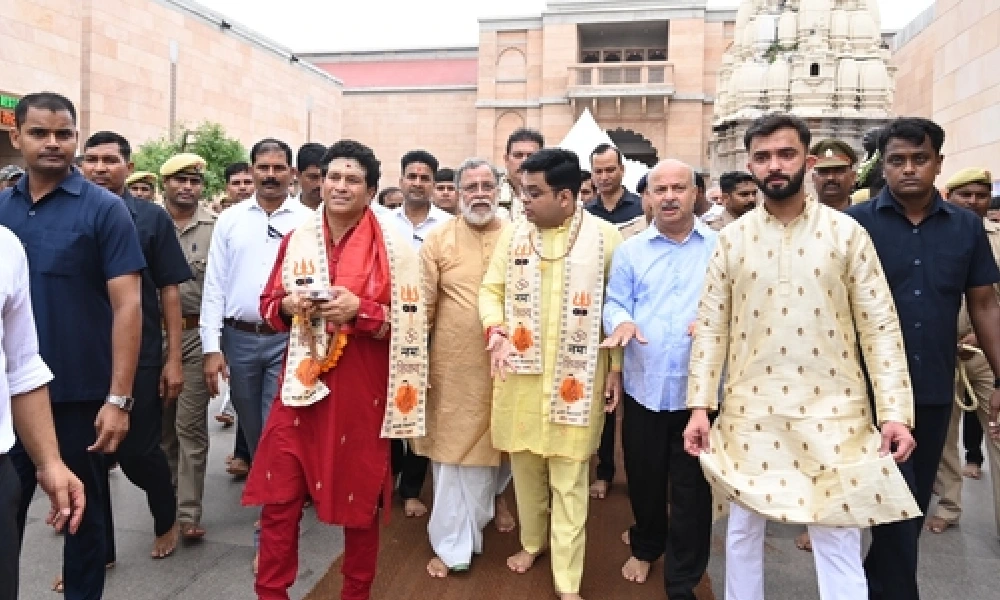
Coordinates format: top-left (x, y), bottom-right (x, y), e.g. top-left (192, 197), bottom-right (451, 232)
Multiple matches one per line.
top-left (17, 397), bottom-right (1000, 599)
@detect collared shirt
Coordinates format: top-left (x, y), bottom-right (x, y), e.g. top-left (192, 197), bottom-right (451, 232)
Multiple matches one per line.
top-left (122, 192), bottom-right (192, 367)
top-left (199, 196), bottom-right (312, 353)
top-left (604, 220), bottom-right (717, 412)
top-left (847, 188), bottom-right (1000, 406)
top-left (0, 170), bottom-right (146, 403)
top-left (173, 205), bottom-right (216, 317)
top-left (1, 225), bottom-right (54, 453)
top-left (390, 204), bottom-right (452, 249)
top-left (584, 187), bottom-right (644, 225)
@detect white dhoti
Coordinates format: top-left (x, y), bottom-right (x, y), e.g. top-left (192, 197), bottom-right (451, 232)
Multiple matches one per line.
top-left (428, 462), bottom-right (497, 568)
top-left (496, 455), bottom-right (512, 496)
top-left (725, 503), bottom-right (867, 600)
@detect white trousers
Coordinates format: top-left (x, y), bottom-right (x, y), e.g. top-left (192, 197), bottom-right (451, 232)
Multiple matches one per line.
top-left (428, 462), bottom-right (498, 568)
top-left (725, 503), bottom-right (867, 600)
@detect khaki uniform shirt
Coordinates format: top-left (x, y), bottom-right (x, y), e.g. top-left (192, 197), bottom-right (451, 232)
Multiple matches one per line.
top-left (957, 218), bottom-right (1000, 338)
top-left (174, 206), bottom-right (216, 317)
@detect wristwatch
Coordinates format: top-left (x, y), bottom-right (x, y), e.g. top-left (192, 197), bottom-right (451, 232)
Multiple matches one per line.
top-left (106, 394), bottom-right (135, 412)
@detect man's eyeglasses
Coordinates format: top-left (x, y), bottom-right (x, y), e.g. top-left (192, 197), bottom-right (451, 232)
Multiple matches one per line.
top-left (460, 182), bottom-right (497, 195)
top-left (267, 224), bottom-right (283, 240)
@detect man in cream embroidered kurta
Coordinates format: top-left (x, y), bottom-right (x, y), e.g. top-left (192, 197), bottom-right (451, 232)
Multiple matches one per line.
top-left (687, 198), bottom-right (919, 526)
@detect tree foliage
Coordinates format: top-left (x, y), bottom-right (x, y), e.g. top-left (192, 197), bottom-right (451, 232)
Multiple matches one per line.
top-left (132, 122), bottom-right (248, 198)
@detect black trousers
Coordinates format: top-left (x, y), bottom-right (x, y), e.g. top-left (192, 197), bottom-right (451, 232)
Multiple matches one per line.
top-left (622, 395), bottom-right (711, 600)
top-left (595, 407), bottom-right (616, 482)
top-left (865, 404), bottom-right (952, 600)
top-left (0, 455), bottom-right (20, 600)
top-left (104, 366), bottom-right (177, 563)
top-left (963, 405), bottom-right (984, 465)
top-left (13, 401), bottom-right (107, 600)
top-left (393, 439), bottom-right (429, 500)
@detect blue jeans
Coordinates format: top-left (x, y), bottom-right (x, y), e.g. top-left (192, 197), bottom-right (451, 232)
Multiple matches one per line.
top-left (221, 325), bottom-right (288, 459)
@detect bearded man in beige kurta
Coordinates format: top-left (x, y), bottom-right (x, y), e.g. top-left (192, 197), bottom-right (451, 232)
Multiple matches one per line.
top-left (415, 159), bottom-right (515, 578)
top-left (683, 114), bottom-right (920, 600)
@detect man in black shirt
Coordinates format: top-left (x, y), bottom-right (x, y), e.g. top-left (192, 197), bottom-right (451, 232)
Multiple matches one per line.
top-left (81, 131), bottom-right (193, 561)
top-left (847, 118), bottom-right (1000, 600)
top-left (585, 143), bottom-right (644, 499)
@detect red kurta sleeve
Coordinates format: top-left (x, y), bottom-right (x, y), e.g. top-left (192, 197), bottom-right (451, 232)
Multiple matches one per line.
top-left (353, 299), bottom-right (389, 336)
top-left (259, 233), bottom-right (293, 332)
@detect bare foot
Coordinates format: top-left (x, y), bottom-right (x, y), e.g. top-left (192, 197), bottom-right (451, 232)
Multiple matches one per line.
top-left (622, 556), bottom-right (651, 583)
top-left (507, 548), bottom-right (542, 574)
top-left (925, 515), bottom-right (953, 534)
top-left (621, 529), bottom-right (630, 545)
top-left (962, 463), bottom-right (982, 479)
top-left (589, 479), bottom-right (609, 499)
top-left (794, 531), bottom-right (812, 552)
top-left (495, 496), bottom-right (516, 533)
top-left (404, 498), bottom-right (428, 518)
top-left (427, 556), bottom-right (449, 578)
top-left (152, 522), bottom-right (179, 559)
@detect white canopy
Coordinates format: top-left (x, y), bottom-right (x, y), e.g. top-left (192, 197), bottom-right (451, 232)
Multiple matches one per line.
top-left (557, 108), bottom-right (650, 193)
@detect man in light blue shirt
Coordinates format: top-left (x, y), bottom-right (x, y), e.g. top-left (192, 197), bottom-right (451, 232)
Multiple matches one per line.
top-left (601, 159), bottom-right (716, 599)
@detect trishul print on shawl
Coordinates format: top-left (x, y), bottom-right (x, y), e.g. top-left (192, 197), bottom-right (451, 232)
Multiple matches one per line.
top-left (504, 209), bottom-right (605, 426)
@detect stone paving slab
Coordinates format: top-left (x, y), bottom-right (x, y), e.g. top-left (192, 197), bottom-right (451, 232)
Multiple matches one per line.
top-left (16, 397), bottom-right (1000, 599)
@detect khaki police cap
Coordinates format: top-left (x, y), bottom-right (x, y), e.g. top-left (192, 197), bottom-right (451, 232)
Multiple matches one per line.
top-left (810, 139), bottom-right (858, 168)
top-left (945, 167), bottom-right (992, 193)
top-left (160, 153), bottom-right (207, 178)
top-left (126, 171), bottom-right (157, 187)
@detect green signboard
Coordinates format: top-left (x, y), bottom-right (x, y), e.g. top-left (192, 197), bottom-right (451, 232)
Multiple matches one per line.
top-left (0, 94), bottom-right (19, 109)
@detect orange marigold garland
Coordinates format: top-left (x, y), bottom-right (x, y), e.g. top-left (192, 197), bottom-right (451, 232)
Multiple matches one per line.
top-left (293, 312), bottom-right (350, 386)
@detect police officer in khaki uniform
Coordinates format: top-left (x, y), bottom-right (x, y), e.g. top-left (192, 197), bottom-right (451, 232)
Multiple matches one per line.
top-left (809, 138), bottom-right (858, 212)
top-left (159, 153), bottom-right (217, 539)
top-left (929, 167), bottom-right (1000, 540)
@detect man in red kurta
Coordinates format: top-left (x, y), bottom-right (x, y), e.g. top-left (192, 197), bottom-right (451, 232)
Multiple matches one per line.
top-left (244, 140), bottom-right (426, 600)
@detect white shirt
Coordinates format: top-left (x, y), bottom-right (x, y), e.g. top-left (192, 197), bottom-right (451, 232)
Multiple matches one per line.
top-left (702, 203), bottom-right (725, 221)
top-left (389, 204), bottom-right (452, 249)
top-left (370, 201), bottom-right (391, 219)
top-left (1, 225), bottom-right (54, 453)
top-left (199, 196), bottom-right (312, 353)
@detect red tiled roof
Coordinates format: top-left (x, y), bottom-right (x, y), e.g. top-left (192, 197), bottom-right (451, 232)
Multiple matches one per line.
top-left (315, 58), bottom-right (479, 88)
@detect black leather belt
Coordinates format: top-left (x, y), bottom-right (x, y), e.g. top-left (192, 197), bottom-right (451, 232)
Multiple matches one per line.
top-left (224, 317), bottom-right (279, 335)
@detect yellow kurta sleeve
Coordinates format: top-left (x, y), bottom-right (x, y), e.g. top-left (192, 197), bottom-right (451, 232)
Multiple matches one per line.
top-left (479, 222), bottom-right (516, 330)
top-left (686, 230), bottom-right (732, 411)
top-left (601, 222), bottom-right (625, 371)
top-left (846, 228), bottom-right (915, 428)
top-left (420, 225), bottom-right (444, 327)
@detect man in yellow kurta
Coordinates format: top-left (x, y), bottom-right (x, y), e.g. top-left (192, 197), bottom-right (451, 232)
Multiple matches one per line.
top-left (417, 158), bottom-right (515, 577)
top-left (683, 114), bottom-right (919, 600)
top-left (480, 148), bottom-right (623, 600)
top-left (928, 167), bottom-right (1000, 538)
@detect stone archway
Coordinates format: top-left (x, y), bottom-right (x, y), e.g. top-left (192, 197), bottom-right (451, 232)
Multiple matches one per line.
top-left (607, 128), bottom-right (658, 167)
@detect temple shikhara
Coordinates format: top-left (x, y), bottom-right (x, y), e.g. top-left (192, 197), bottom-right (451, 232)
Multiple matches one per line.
top-left (710, 0), bottom-right (895, 173)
